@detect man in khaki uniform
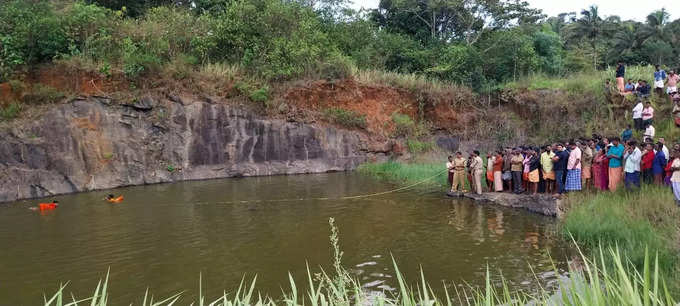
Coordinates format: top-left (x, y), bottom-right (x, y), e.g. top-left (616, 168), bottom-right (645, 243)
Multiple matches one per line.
top-left (450, 152), bottom-right (467, 192)
top-left (469, 150), bottom-right (484, 195)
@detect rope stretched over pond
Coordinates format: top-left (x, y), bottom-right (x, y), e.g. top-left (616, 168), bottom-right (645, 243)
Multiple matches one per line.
top-left (194, 169), bottom-right (448, 205)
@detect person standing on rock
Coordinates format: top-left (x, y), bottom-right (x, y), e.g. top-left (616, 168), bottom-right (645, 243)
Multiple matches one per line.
top-left (528, 148), bottom-right (540, 195)
top-left (551, 144), bottom-right (569, 197)
top-left (623, 140), bottom-right (642, 189)
top-left (510, 149), bottom-right (525, 194)
top-left (493, 151), bottom-right (504, 192)
top-left (486, 153), bottom-right (496, 192)
top-left (607, 137), bottom-right (625, 191)
top-left (447, 156), bottom-right (455, 188)
top-left (616, 62), bottom-right (626, 92)
top-left (502, 148), bottom-right (513, 192)
top-left (450, 152), bottom-right (467, 193)
top-left (540, 145), bottom-right (555, 194)
top-left (581, 140), bottom-right (594, 190)
top-left (565, 142), bottom-right (582, 192)
top-left (632, 100), bottom-right (644, 131)
top-left (470, 151), bottom-right (484, 195)
top-left (654, 65), bottom-right (667, 96)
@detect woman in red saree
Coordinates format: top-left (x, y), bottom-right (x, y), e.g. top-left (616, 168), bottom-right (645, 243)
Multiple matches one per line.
top-left (593, 148), bottom-right (609, 191)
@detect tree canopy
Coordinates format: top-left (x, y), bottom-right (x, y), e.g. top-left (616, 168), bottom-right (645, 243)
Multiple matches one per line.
top-left (1, 0), bottom-right (679, 90)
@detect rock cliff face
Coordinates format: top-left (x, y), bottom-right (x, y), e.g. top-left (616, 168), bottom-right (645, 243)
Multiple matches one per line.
top-left (0, 96), bottom-right (385, 202)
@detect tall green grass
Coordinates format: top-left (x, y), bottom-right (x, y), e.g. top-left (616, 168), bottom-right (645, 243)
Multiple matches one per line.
top-left (563, 185), bottom-right (680, 278)
top-left (503, 65), bottom-right (656, 94)
top-left (43, 218), bottom-right (677, 305)
top-left (358, 161), bottom-right (448, 190)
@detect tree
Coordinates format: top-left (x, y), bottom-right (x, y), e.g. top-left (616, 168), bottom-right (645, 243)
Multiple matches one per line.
top-left (370, 0), bottom-right (542, 45)
top-left (640, 9), bottom-right (671, 43)
top-left (567, 5), bottom-right (614, 69)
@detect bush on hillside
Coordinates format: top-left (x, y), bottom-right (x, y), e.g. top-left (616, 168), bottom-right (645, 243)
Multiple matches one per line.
top-left (21, 84), bottom-right (65, 105)
top-left (210, 0), bottom-right (333, 80)
top-left (324, 108), bottom-right (367, 129)
top-left (391, 113), bottom-right (416, 137)
top-left (0, 102), bottom-right (21, 120)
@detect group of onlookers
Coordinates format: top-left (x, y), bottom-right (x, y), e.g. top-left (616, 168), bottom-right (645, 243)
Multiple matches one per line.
top-left (446, 64), bottom-right (680, 204)
top-left (446, 136), bottom-right (680, 205)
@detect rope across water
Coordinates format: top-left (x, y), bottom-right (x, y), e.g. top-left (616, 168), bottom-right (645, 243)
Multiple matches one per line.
top-left (193, 169), bottom-right (448, 206)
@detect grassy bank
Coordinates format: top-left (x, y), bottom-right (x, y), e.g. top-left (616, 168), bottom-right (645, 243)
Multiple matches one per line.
top-left (563, 185), bottom-right (680, 280)
top-left (44, 219), bottom-right (677, 305)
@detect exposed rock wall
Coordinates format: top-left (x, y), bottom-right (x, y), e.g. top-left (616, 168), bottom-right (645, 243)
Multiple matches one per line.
top-left (0, 97), bottom-right (385, 202)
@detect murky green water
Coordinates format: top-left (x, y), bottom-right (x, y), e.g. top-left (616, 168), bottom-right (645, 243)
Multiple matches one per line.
top-left (0, 173), bottom-right (570, 305)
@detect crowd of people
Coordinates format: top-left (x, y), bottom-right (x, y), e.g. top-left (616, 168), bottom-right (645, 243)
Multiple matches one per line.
top-left (446, 137), bottom-right (680, 204)
top-left (446, 64), bottom-right (680, 205)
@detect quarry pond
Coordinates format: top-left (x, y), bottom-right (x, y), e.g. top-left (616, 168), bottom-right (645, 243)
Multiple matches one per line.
top-left (0, 172), bottom-right (571, 304)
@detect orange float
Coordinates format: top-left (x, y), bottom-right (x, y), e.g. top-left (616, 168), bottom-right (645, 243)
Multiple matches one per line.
top-left (106, 196), bottom-right (124, 203)
top-left (38, 203), bottom-right (58, 210)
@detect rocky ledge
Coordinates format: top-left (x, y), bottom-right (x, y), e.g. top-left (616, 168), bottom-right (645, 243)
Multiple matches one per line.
top-left (0, 96), bottom-right (395, 203)
top-left (447, 191), bottom-right (563, 217)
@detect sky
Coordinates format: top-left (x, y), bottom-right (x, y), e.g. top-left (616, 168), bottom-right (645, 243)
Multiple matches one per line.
top-left (350, 0), bottom-right (680, 22)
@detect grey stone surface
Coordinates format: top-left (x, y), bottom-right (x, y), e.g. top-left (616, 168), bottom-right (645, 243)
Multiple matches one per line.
top-left (448, 191), bottom-right (561, 217)
top-left (0, 97), bottom-right (388, 202)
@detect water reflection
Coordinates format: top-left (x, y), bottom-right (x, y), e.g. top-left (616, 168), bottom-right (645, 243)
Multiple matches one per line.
top-left (0, 173), bottom-right (570, 304)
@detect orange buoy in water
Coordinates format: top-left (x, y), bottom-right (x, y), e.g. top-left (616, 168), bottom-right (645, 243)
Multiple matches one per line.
top-left (106, 196), bottom-right (124, 203)
top-left (38, 202), bottom-right (59, 210)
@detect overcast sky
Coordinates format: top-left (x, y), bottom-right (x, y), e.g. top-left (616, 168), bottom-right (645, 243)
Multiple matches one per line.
top-left (350, 0), bottom-right (679, 22)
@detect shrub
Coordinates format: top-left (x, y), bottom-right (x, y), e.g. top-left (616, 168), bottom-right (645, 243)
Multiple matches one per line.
top-left (323, 108), bottom-right (367, 129)
top-left (211, 0), bottom-right (333, 80)
top-left (248, 87), bottom-right (269, 103)
top-left (311, 53), bottom-right (354, 80)
top-left (0, 1), bottom-right (69, 80)
top-left (391, 113), bottom-right (416, 137)
top-left (21, 84), bottom-right (65, 105)
top-left (406, 139), bottom-right (434, 154)
top-left (0, 102), bottom-right (21, 120)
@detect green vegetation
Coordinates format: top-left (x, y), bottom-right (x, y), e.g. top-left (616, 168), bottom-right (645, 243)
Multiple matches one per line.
top-left (323, 108), bottom-right (367, 129)
top-left (406, 139), bottom-right (434, 154)
top-left (3, 0), bottom-right (679, 89)
top-left (42, 219), bottom-right (677, 305)
top-left (563, 186), bottom-right (680, 276)
top-left (358, 161), bottom-right (447, 189)
top-left (0, 102), bottom-right (22, 120)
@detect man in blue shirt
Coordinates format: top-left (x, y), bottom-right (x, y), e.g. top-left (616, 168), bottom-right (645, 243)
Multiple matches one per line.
top-left (654, 65), bottom-right (667, 96)
top-left (621, 125), bottom-right (633, 142)
top-left (551, 143), bottom-right (570, 196)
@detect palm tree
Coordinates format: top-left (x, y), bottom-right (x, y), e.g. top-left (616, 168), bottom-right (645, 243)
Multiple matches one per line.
top-left (640, 9), bottom-right (670, 43)
top-left (608, 22), bottom-right (642, 62)
top-left (569, 5), bottom-right (605, 68)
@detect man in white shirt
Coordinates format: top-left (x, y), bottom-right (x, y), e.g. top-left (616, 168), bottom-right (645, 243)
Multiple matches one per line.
top-left (644, 124), bottom-right (655, 142)
top-left (632, 100), bottom-right (643, 131)
top-left (659, 138), bottom-right (670, 162)
top-left (623, 140), bottom-right (642, 189)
